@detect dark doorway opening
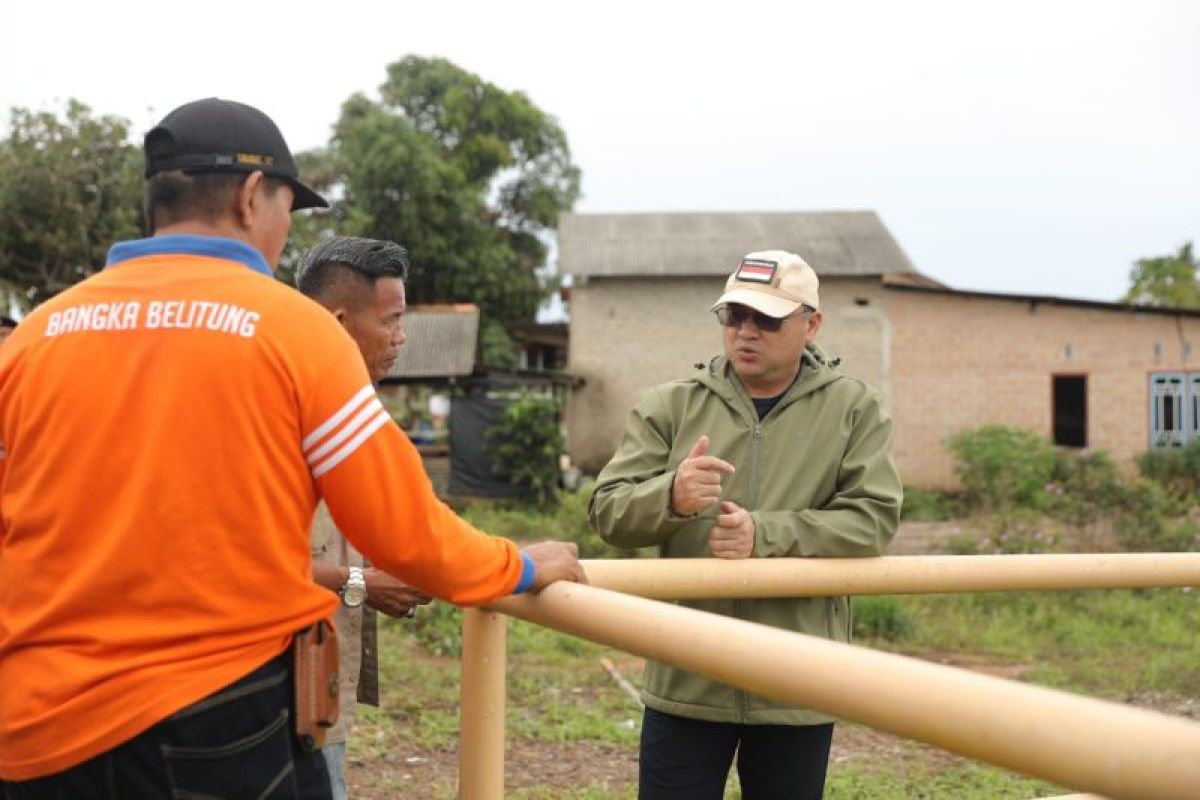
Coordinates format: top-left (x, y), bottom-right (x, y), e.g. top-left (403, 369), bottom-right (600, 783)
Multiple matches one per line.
top-left (1053, 375), bottom-right (1087, 448)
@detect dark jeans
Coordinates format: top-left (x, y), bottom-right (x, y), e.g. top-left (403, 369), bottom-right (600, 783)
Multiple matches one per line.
top-left (2, 651), bottom-right (331, 800)
top-left (639, 707), bottom-right (834, 800)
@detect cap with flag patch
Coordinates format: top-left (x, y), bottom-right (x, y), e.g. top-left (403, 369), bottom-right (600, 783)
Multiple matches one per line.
top-left (143, 98), bottom-right (328, 211)
top-left (711, 250), bottom-right (819, 318)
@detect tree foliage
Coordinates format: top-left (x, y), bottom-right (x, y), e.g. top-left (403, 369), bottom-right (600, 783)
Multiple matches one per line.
top-left (0, 101), bottom-right (142, 309)
top-left (1122, 242), bottom-right (1199, 308)
top-left (317, 56), bottom-right (581, 333)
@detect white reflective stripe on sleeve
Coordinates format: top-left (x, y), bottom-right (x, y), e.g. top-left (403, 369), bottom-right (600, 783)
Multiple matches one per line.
top-left (305, 397), bottom-right (386, 467)
top-left (302, 384), bottom-right (375, 452)
top-left (310, 409), bottom-right (392, 479)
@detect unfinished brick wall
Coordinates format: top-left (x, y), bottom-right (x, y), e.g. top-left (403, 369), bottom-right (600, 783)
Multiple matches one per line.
top-left (883, 288), bottom-right (1200, 488)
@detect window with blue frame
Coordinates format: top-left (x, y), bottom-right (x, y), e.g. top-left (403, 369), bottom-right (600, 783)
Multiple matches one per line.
top-left (1149, 373), bottom-right (1197, 447)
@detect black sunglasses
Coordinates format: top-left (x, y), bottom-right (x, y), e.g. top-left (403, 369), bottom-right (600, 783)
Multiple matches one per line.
top-left (714, 304), bottom-right (792, 333)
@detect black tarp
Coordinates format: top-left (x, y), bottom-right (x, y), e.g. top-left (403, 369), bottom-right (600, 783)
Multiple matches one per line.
top-left (447, 389), bottom-right (530, 499)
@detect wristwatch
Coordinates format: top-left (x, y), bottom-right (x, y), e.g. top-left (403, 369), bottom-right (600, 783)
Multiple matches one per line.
top-left (340, 566), bottom-right (367, 608)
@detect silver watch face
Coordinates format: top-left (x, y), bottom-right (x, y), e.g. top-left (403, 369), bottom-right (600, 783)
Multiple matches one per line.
top-left (342, 567), bottom-right (368, 608)
top-left (342, 582), bottom-right (367, 608)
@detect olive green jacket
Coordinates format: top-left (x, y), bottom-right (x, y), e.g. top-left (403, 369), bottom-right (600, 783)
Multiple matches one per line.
top-left (589, 347), bottom-right (902, 725)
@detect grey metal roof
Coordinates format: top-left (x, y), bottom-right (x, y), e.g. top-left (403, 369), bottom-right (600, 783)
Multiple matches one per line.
top-left (558, 211), bottom-right (918, 277)
top-left (883, 279), bottom-right (1200, 318)
top-left (386, 304), bottom-right (479, 380)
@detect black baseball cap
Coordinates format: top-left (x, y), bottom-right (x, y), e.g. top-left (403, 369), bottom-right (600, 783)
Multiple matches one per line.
top-left (144, 98), bottom-right (328, 211)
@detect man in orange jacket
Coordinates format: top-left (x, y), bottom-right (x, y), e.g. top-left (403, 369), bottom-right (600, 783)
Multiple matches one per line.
top-left (0, 97), bottom-right (584, 798)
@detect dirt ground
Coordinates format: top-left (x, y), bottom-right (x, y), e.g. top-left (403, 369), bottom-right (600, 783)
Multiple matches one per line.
top-left (348, 737), bottom-right (637, 799)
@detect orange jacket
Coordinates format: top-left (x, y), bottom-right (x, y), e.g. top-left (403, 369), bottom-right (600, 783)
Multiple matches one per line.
top-left (0, 235), bottom-right (531, 780)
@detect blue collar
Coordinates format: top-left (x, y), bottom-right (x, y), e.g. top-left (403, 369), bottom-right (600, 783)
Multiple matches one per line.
top-left (106, 234), bottom-right (273, 277)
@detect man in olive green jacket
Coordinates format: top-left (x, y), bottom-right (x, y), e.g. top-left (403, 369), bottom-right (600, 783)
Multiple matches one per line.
top-left (589, 250), bottom-right (902, 800)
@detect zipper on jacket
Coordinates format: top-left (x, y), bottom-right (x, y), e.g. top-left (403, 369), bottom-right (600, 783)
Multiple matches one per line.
top-left (735, 421), bottom-right (765, 723)
top-left (748, 423), bottom-right (763, 507)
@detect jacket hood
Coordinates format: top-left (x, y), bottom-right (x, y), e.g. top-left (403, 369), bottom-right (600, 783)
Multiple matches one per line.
top-left (694, 343), bottom-right (842, 416)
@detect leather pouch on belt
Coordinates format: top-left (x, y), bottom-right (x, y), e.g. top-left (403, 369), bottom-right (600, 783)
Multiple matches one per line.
top-left (293, 618), bottom-right (340, 751)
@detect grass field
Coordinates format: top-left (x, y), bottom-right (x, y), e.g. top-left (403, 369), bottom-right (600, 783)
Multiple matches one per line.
top-left (345, 584), bottom-right (1199, 798)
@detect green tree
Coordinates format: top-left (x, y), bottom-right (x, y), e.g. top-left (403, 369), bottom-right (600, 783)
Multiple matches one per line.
top-left (0, 101), bottom-right (142, 309)
top-left (317, 56), bottom-right (580, 339)
top-left (1122, 242), bottom-right (1199, 308)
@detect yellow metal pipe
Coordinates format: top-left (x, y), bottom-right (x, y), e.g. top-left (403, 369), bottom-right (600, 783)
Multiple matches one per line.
top-left (580, 554), bottom-right (1200, 598)
top-left (458, 608), bottom-right (507, 800)
top-left (491, 583), bottom-right (1200, 800)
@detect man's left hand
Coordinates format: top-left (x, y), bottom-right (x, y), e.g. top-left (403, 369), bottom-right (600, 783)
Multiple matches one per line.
top-left (364, 568), bottom-right (433, 618)
top-left (708, 501), bottom-right (755, 559)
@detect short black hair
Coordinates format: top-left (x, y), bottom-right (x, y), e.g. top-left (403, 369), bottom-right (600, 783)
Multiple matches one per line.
top-left (142, 170), bottom-right (289, 233)
top-left (295, 237), bottom-right (410, 309)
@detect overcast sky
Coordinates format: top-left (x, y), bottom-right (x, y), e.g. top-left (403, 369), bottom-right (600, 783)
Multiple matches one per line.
top-left (2, 0), bottom-right (1196, 302)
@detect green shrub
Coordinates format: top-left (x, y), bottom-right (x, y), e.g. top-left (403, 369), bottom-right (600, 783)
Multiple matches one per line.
top-left (948, 425), bottom-right (1056, 513)
top-left (1045, 449), bottom-right (1125, 526)
top-left (1112, 479), bottom-right (1198, 552)
top-left (853, 596), bottom-right (915, 641)
top-left (486, 391), bottom-right (563, 505)
top-left (1136, 439), bottom-right (1200, 501)
top-left (900, 488), bottom-right (955, 521)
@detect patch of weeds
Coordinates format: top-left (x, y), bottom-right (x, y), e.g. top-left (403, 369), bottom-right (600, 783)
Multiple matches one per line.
top-left (408, 601), bottom-right (464, 657)
top-left (826, 762), bottom-right (1056, 799)
top-left (852, 596), bottom-right (915, 641)
top-left (508, 654), bottom-right (641, 745)
top-left (1111, 479), bottom-right (1198, 552)
top-left (983, 509), bottom-right (1062, 554)
top-left (891, 589), bottom-right (1200, 698)
top-left (368, 618), bottom-right (464, 750)
top-left (510, 618), bottom-right (604, 662)
top-left (461, 490), bottom-right (620, 558)
top-left (944, 529), bottom-right (981, 555)
top-left (901, 487), bottom-right (955, 521)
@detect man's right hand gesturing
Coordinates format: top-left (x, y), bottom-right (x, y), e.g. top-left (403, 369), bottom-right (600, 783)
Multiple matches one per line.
top-left (670, 435), bottom-right (736, 517)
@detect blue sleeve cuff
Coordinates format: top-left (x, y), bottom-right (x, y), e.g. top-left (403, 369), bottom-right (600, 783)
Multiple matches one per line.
top-left (513, 552), bottom-right (536, 595)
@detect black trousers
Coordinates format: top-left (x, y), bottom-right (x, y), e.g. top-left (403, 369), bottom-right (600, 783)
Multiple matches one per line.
top-left (2, 652), bottom-right (331, 800)
top-left (639, 707), bottom-right (834, 800)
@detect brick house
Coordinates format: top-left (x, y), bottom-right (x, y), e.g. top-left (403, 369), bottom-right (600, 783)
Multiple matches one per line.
top-left (559, 211), bottom-right (1200, 488)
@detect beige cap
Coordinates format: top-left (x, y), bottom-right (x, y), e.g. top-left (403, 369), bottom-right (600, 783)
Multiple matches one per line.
top-left (711, 250), bottom-right (820, 317)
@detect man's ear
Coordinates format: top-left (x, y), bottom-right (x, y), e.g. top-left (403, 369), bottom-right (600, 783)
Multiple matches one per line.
top-left (233, 171), bottom-right (265, 229)
top-left (805, 310), bottom-right (823, 344)
top-left (331, 307), bottom-right (349, 329)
